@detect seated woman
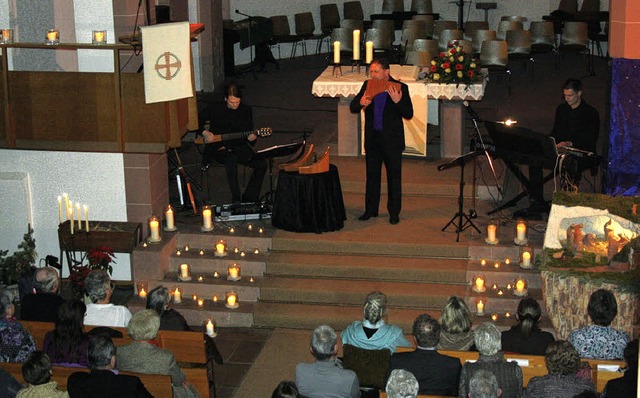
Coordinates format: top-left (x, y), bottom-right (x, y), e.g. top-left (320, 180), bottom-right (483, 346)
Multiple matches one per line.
top-left (501, 298), bottom-right (555, 355)
top-left (458, 322), bottom-right (523, 398)
top-left (0, 288), bottom-right (36, 363)
top-left (341, 291), bottom-right (411, 353)
top-left (437, 296), bottom-right (475, 351)
top-left (83, 270), bottom-right (132, 328)
top-left (16, 351), bottom-right (68, 397)
top-left (524, 340), bottom-right (595, 397)
top-left (601, 339), bottom-right (638, 397)
top-left (146, 286), bottom-right (190, 331)
top-left (116, 309), bottom-right (199, 398)
top-left (43, 299), bottom-right (89, 367)
top-left (568, 289), bottom-right (629, 360)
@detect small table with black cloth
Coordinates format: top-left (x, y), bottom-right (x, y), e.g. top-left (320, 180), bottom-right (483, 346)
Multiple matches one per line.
top-left (272, 164), bottom-right (346, 233)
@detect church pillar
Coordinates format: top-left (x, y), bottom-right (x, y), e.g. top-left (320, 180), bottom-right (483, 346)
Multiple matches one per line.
top-left (124, 153), bottom-right (169, 236)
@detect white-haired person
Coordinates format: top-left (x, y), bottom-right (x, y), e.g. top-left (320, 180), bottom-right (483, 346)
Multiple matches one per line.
top-left (295, 325), bottom-right (360, 398)
top-left (341, 291), bottom-right (411, 353)
top-left (146, 285), bottom-right (190, 331)
top-left (116, 309), bottom-right (199, 398)
top-left (20, 266), bottom-right (64, 323)
top-left (385, 369), bottom-right (419, 398)
top-left (83, 270), bottom-right (132, 328)
top-left (458, 322), bottom-right (523, 398)
top-left (469, 369), bottom-right (501, 398)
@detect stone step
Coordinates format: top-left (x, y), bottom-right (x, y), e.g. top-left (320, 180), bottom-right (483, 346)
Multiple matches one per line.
top-left (266, 252), bottom-right (468, 283)
top-left (147, 274), bottom-right (263, 302)
top-left (172, 223), bottom-right (273, 252)
top-left (465, 260), bottom-right (543, 289)
top-left (169, 253), bottom-right (267, 277)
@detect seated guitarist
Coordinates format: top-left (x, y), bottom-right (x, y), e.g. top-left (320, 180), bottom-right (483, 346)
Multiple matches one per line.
top-left (201, 82), bottom-right (267, 203)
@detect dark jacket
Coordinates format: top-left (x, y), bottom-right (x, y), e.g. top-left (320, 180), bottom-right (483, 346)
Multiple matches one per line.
top-left (20, 293), bottom-right (64, 323)
top-left (388, 348), bottom-right (461, 396)
top-left (501, 324), bottom-right (555, 356)
top-left (67, 369), bottom-right (152, 398)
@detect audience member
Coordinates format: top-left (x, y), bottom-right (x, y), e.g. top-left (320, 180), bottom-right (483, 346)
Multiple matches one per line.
top-left (295, 325), bottom-right (360, 398)
top-left (458, 322), bottom-right (523, 398)
top-left (272, 380), bottom-right (300, 398)
top-left (83, 270), bottom-right (132, 328)
top-left (116, 309), bottom-right (199, 398)
top-left (568, 289), bottom-right (628, 359)
top-left (0, 367), bottom-right (23, 398)
top-left (43, 299), bottom-right (89, 367)
top-left (146, 286), bottom-right (190, 331)
top-left (341, 291), bottom-right (411, 353)
top-left (388, 314), bottom-right (460, 395)
top-left (0, 288), bottom-right (36, 362)
top-left (385, 369), bottom-right (418, 398)
top-left (437, 296), bottom-right (475, 350)
top-left (524, 340), bottom-right (595, 397)
top-left (501, 298), bottom-right (555, 355)
top-left (468, 369), bottom-right (501, 398)
top-left (16, 351), bottom-right (68, 397)
top-left (601, 339), bottom-right (638, 397)
top-left (20, 267), bottom-right (64, 323)
top-left (67, 335), bottom-right (152, 397)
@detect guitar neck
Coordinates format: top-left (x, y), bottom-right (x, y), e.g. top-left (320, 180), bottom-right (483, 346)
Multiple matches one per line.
top-left (219, 130), bottom-right (255, 142)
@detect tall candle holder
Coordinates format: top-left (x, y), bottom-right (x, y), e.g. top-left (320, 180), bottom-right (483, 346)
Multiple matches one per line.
top-left (485, 219), bottom-right (499, 245)
top-left (332, 63), bottom-right (343, 77)
top-left (351, 59), bottom-right (362, 74)
top-left (204, 319), bottom-right (217, 337)
top-left (365, 62), bottom-right (371, 77)
top-left (164, 205), bottom-right (176, 231)
top-left (201, 205), bottom-right (213, 232)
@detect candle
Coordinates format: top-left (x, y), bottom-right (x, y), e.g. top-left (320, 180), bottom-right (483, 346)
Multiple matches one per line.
top-left (180, 263), bottom-right (189, 279)
top-left (476, 300), bottom-right (484, 315)
top-left (491, 313), bottom-right (498, 321)
top-left (249, 277), bottom-right (255, 283)
top-left (176, 250), bottom-right (182, 256)
top-left (506, 283), bottom-right (513, 290)
top-left (192, 294), bottom-right (198, 301)
top-left (57, 196), bottom-right (63, 224)
top-left (199, 250), bottom-right (204, 256)
top-left (229, 265), bottom-right (239, 279)
top-left (333, 41), bottom-right (340, 63)
top-left (227, 294), bottom-right (237, 307)
top-left (92, 30), bottom-right (106, 44)
top-left (198, 275), bottom-right (203, 282)
top-left (516, 223), bottom-right (526, 241)
top-left (213, 271), bottom-right (220, 278)
top-left (247, 224), bottom-right (253, 231)
top-left (76, 202), bottom-right (81, 230)
top-left (522, 252), bottom-right (531, 267)
top-left (475, 277), bottom-right (485, 292)
top-left (505, 258), bottom-right (510, 265)
top-left (213, 295), bottom-right (218, 302)
top-left (505, 311), bottom-right (511, 318)
top-left (46, 29), bottom-right (58, 43)
top-left (139, 288), bottom-right (147, 299)
top-left (216, 242), bottom-right (226, 255)
top-left (259, 227), bottom-right (264, 234)
top-left (63, 193), bottom-right (69, 216)
top-left (497, 289), bottom-right (504, 296)
top-left (165, 206), bottom-right (174, 230)
top-left (84, 205), bottom-right (89, 232)
top-left (353, 30), bottom-right (360, 60)
top-left (480, 259), bottom-right (486, 266)
top-left (254, 248), bottom-right (260, 254)
top-left (143, 242), bottom-right (148, 248)
top-left (487, 224), bottom-right (497, 243)
top-left (173, 288), bottom-right (181, 303)
top-left (149, 219), bottom-right (160, 241)
top-left (240, 251), bottom-right (246, 257)
top-left (494, 262), bottom-right (500, 269)
top-left (229, 227), bottom-right (235, 234)
top-left (234, 247), bottom-right (239, 254)
top-left (206, 319), bottom-right (215, 336)
top-left (365, 41), bottom-right (373, 64)
top-left (69, 203), bottom-right (74, 235)
top-left (515, 279), bottom-right (526, 292)
top-left (202, 207), bottom-right (212, 230)
top-left (198, 298), bottom-right (204, 307)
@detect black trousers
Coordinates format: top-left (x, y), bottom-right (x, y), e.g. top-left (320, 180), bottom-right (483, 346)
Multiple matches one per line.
top-left (209, 149), bottom-right (267, 203)
top-left (365, 136), bottom-right (403, 217)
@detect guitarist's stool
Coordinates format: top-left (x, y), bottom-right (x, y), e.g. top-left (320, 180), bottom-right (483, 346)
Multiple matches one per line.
top-left (197, 146), bottom-right (250, 204)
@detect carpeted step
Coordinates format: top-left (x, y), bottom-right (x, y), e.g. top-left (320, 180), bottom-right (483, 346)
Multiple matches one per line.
top-left (266, 252), bottom-right (468, 283)
top-left (258, 277), bottom-right (467, 308)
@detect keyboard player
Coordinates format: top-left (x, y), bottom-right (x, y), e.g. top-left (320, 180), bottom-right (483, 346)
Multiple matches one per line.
top-left (529, 78), bottom-right (600, 213)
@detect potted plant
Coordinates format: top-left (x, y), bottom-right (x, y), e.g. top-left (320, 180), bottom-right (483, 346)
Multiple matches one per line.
top-left (0, 227), bottom-right (37, 287)
top-left (68, 246), bottom-right (116, 298)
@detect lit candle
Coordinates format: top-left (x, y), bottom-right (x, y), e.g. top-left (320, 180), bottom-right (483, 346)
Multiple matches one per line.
top-left (46, 29), bottom-right (58, 42)
top-left (76, 202), bottom-right (81, 230)
top-left (180, 263), bottom-right (189, 279)
top-left (515, 279), bottom-right (526, 293)
top-left (165, 206), bottom-right (174, 230)
top-left (487, 224), bottom-right (497, 243)
top-left (199, 250), bottom-right (204, 256)
top-left (202, 207), bottom-right (212, 230)
top-left (142, 242), bottom-right (148, 248)
top-left (173, 288), bottom-right (181, 303)
top-left (149, 218), bottom-right (160, 241)
top-left (476, 300), bottom-right (484, 315)
top-left (249, 277), bottom-right (255, 283)
top-left (63, 193), bottom-right (69, 216)
top-left (475, 277), bottom-right (485, 292)
top-left (497, 289), bottom-right (504, 296)
top-left (522, 252), bottom-right (531, 267)
top-left (505, 311), bottom-right (511, 318)
top-left (93, 30), bottom-right (105, 44)
top-left (492, 283), bottom-right (498, 290)
top-left (333, 41), bottom-right (340, 63)
top-left (213, 295), bottom-right (218, 302)
top-left (57, 196), bottom-right (63, 224)
top-left (480, 259), bottom-right (486, 266)
top-left (216, 242), bottom-right (226, 255)
top-left (229, 227), bottom-right (235, 234)
top-left (254, 248), bottom-right (260, 254)
top-left (240, 251), bottom-right (245, 257)
top-left (491, 313), bottom-right (498, 321)
top-left (213, 271), bottom-right (220, 278)
top-left (198, 275), bottom-right (203, 282)
top-left (184, 245), bottom-right (189, 252)
top-left (206, 319), bottom-right (215, 336)
top-left (69, 203), bottom-right (74, 235)
top-left (516, 222), bottom-right (526, 242)
top-left (247, 224), bottom-right (253, 231)
top-left (176, 250), bottom-right (182, 256)
top-left (353, 30), bottom-right (360, 60)
top-left (494, 262), bottom-right (500, 269)
top-left (84, 205), bottom-right (89, 232)
top-left (505, 258), bottom-right (510, 265)
top-left (506, 283), bottom-right (513, 290)
top-left (234, 247), bottom-right (239, 254)
top-left (192, 294), bottom-right (198, 301)
top-left (139, 288), bottom-right (147, 299)
top-left (198, 298), bottom-right (204, 307)
top-left (259, 227), bottom-right (264, 234)
top-left (227, 294), bottom-right (237, 307)
top-left (365, 41), bottom-right (373, 64)
top-left (229, 265), bottom-right (239, 279)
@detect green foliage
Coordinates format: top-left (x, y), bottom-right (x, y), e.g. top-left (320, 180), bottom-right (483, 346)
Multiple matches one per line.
top-left (0, 227), bottom-right (37, 285)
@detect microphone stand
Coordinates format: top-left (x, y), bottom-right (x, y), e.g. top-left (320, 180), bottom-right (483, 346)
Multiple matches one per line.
top-left (236, 9), bottom-right (257, 79)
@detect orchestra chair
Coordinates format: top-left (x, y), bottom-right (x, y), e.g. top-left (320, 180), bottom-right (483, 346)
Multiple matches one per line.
top-left (558, 0), bottom-right (579, 14)
top-left (344, 1), bottom-right (365, 21)
top-left (451, 39), bottom-right (473, 55)
top-left (412, 38), bottom-right (437, 53)
top-left (463, 20), bottom-right (489, 41)
top-left (299, 146), bottom-right (330, 174)
top-left (411, 0), bottom-right (433, 15)
top-left (341, 18), bottom-right (365, 34)
top-left (404, 50), bottom-right (430, 67)
top-left (433, 20), bottom-right (457, 41)
top-left (293, 12), bottom-right (325, 57)
top-left (412, 14), bottom-right (434, 38)
top-left (480, 40), bottom-right (511, 95)
top-left (556, 21), bottom-right (591, 73)
top-left (580, 0), bottom-right (600, 13)
top-left (382, 0), bottom-right (404, 13)
top-left (438, 28), bottom-right (463, 51)
top-left (496, 20), bottom-right (523, 41)
top-left (529, 21), bottom-right (556, 54)
top-left (365, 28), bottom-right (395, 60)
top-left (402, 20), bottom-right (428, 38)
top-left (400, 26), bottom-right (426, 54)
top-left (269, 15), bottom-right (300, 59)
top-left (279, 143), bottom-right (315, 172)
top-left (471, 29), bottom-right (496, 55)
top-left (331, 28), bottom-right (355, 55)
top-left (589, 19), bottom-right (608, 57)
top-left (506, 29), bottom-right (534, 81)
top-left (501, 15), bottom-right (528, 24)
top-left (342, 344), bottom-right (391, 395)
top-left (320, 3), bottom-right (341, 53)
top-left (372, 19), bottom-right (395, 43)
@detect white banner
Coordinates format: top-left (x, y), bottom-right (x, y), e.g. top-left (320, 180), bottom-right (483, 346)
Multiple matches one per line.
top-left (141, 22), bottom-right (193, 104)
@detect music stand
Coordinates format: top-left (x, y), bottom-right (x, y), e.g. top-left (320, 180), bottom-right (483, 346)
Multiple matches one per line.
top-left (439, 151), bottom-right (482, 242)
top-left (254, 141), bottom-right (305, 204)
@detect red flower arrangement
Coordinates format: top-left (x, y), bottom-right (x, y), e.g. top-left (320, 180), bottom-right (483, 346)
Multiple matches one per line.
top-left (69, 246), bottom-right (116, 296)
top-left (426, 40), bottom-right (483, 86)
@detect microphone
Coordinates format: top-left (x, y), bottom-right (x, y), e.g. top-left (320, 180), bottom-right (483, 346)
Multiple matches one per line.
top-left (235, 9), bottom-right (250, 18)
top-left (462, 101), bottom-right (481, 122)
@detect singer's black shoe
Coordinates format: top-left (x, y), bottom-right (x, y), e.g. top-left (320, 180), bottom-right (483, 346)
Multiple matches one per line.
top-left (358, 212), bottom-right (378, 221)
top-left (389, 215), bottom-right (400, 225)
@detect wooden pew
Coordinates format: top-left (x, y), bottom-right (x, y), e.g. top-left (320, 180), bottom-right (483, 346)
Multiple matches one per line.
top-left (0, 362), bottom-right (172, 397)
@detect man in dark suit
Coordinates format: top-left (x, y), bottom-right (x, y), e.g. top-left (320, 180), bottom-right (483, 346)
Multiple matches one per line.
top-left (20, 267), bottom-right (64, 323)
top-left (67, 335), bottom-right (152, 398)
top-left (387, 314), bottom-right (461, 396)
top-left (350, 58), bottom-right (414, 225)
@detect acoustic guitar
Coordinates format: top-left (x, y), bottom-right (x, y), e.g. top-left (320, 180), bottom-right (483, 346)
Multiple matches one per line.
top-left (194, 127), bottom-right (273, 148)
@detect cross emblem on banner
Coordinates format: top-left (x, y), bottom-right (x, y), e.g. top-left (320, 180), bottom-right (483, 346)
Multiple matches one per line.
top-left (154, 52), bottom-right (182, 80)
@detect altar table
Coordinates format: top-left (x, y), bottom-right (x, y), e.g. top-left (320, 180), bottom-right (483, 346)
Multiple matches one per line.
top-left (311, 65), bottom-right (486, 158)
